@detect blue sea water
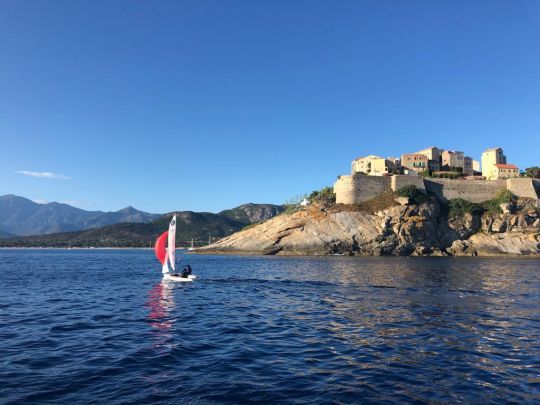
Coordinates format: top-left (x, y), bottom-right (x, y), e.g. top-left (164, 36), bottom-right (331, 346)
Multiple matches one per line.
top-left (0, 249), bottom-right (539, 403)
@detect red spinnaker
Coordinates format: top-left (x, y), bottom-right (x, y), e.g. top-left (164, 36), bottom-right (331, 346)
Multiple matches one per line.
top-left (154, 231), bottom-right (168, 265)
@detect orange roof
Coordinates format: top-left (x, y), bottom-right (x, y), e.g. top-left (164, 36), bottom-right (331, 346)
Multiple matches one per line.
top-left (494, 164), bottom-right (518, 169)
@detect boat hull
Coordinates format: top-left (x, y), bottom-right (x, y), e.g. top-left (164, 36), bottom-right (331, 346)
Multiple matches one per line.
top-left (163, 274), bottom-right (197, 282)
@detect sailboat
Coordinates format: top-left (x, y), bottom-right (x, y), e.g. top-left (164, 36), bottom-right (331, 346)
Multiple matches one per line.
top-left (154, 215), bottom-right (196, 282)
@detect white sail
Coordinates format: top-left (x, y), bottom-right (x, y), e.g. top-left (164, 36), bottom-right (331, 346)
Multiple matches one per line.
top-left (168, 215), bottom-right (177, 272)
top-left (162, 250), bottom-right (169, 274)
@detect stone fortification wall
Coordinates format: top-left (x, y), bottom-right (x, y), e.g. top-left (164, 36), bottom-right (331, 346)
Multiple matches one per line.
top-left (390, 175), bottom-right (426, 192)
top-left (334, 175), bottom-right (391, 204)
top-left (507, 178), bottom-right (540, 200)
top-left (334, 175), bottom-right (356, 204)
top-left (334, 174), bottom-right (539, 205)
top-left (424, 179), bottom-right (507, 203)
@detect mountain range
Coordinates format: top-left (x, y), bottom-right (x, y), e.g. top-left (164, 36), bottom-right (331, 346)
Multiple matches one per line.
top-left (0, 196), bottom-right (284, 247)
top-left (0, 194), bottom-right (160, 236)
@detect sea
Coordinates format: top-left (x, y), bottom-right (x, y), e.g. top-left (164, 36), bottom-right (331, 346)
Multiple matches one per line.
top-left (0, 249), bottom-right (539, 403)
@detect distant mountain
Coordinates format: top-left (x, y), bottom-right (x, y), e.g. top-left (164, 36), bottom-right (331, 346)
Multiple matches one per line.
top-left (0, 229), bottom-right (15, 239)
top-left (0, 203), bottom-right (285, 247)
top-left (0, 195), bottom-right (160, 236)
top-left (219, 203), bottom-right (285, 224)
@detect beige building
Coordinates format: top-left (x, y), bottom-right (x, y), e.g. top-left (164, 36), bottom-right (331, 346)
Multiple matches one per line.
top-left (441, 150), bottom-right (465, 170)
top-left (401, 153), bottom-right (428, 172)
top-left (416, 146), bottom-right (441, 171)
top-left (351, 155), bottom-right (381, 174)
top-left (473, 160), bottom-right (481, 173)
top-left (491, 164), bottom-right (519, 179)
top-left (482, 147), bottom-right (507, 180)
top-left (351, 155), bottom-right (397, 176)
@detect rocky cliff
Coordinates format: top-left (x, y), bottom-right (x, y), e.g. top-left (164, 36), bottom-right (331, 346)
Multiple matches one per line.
top-left (198, 199), bottom-right (540, 257)
top-left (219, 203), bottom-right (285, 224)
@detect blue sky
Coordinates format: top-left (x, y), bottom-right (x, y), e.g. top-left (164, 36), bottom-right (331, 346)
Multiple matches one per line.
top-left (1, 0), bottom-right (539, 213)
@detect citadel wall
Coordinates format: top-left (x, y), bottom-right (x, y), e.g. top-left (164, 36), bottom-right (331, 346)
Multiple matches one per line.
top-left (334, 175), bottom-right (391, 204)
top-left (507, 178), bottom-right (540, 200)
top-left (334, 175), bottom-right (539, 205)
top-left (423, 179), bottom-right (507, 203)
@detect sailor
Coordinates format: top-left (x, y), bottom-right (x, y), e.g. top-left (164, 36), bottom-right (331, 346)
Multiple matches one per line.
top-left (186, 265), bottom-right (192, 276)
top-left (180, 266), bottom-right (190, 278)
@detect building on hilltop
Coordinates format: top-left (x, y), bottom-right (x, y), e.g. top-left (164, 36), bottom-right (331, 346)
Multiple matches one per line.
top-left (481, 147), bottom-right (519, 180)
top-left (482, 147), bottom-right (506, 179)
top-left (416, 146), bottom-right (442, 171)
top-left (351, 155), bottom-right (398, 176)
top-left (441, 150), bottom-right (465, 171)
top-left (491, 164), bottom-right (519, 180)
top-left (401, 153), bottom-right (428, 172)
top-left (351, 155), bottom-right (381, 174)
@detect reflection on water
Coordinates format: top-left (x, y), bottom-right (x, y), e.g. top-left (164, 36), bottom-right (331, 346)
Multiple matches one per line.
top-left (0, 250), bottom-right (539, 403)
top-left (146, 280), bottom-right (176, 347)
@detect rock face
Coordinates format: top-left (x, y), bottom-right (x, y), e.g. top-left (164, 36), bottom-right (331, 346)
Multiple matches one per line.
top-left (198, 202), bottom-right (540, 257)
top-left (219, 204), bottom-right (285, 224)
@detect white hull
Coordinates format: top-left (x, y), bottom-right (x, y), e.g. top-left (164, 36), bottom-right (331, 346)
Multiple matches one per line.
top-left (163, 274), bottom-right (197, 283)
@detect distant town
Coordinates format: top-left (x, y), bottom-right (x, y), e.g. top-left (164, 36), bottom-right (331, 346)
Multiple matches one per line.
top-left (334, 146), bottom-right (539, 206)
top-left (350, 146), bottom-right (519, 180)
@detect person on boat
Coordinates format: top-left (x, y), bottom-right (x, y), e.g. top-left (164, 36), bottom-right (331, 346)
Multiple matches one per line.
top-left (177, 265), bottom-right (192, 278)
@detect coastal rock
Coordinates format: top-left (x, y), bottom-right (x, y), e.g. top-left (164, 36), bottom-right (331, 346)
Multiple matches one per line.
top-left (198, 202), bottom-right (540, 257)
top-left (466, 232), bottom-right (540, 256)
top-left (394, 197), bottom-right (409, 206)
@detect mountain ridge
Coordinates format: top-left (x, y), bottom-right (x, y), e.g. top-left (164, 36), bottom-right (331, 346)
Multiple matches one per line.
top-left (0, 200), bottom-right (285, 247)
top-left (0, 194), bottom-right (160, 236)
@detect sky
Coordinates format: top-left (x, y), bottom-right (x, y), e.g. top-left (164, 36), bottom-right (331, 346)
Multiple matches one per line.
top-left (1, 0), bottom-right (539, 213)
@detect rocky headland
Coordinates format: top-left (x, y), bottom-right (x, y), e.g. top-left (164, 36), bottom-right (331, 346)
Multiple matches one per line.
top-left (198, 192), bottom-right (540, 257)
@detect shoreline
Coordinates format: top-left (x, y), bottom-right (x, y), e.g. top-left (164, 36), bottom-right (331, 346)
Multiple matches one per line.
top-left (1, 246), bottom-right (538, 258)
top-left (194, 249), bottom-right (540, 259)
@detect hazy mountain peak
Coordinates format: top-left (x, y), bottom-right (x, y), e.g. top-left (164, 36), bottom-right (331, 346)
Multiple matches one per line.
top-left (0, 194), bottom-right (159, 236)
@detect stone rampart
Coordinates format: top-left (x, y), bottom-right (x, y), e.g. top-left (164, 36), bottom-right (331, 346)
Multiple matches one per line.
top-left (334, 175), bottom-right (391, 204)
top-left (424, 178), bottom-right (506, 203)
top-left (390, 175), bottom-right (426, 192)
top-left (334, 174), bottom-right (539, 205)
top-left (334, 175), bottom-right (357, 204)
top-left (507, 178), bottom-right (540, 200)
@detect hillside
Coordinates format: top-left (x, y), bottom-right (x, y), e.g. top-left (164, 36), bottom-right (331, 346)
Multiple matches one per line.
top-left (0, 195), bottom-right (159, 236)
top-left (219, 203), bottom-right (284, 224)
top-left (198, 197), bottom-right (540, 257)
top-left (0, 204), bottom-right (283, 248)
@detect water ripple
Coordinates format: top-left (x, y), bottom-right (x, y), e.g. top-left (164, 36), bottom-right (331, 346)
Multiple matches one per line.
top-left (0, 250), bottom-right (539, 403)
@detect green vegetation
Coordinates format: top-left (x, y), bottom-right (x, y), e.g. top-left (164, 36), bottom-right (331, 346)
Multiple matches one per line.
top-left (481, 189), bottom-right (515, 214)
top-left (524, 166), bottom-right (540, 179)
top-left (394, 185), bottom-right (429, 204)
top-left (447, 198), bottom-right (482, 218)
top-left (308, 187), bottom-right (336, 206)
top-left (443, 189), bottom-right (517, 218)
top-left (0, 211), bottom-right (251, 248)
top-left (283, 204), bottom-right (301, 215)
top-left (432, 171), bottom-right (461, 179)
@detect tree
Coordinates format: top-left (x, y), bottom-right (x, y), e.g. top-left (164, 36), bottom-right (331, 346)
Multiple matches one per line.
top-left (524, 166), bottom-right (540, 179)
top-left (308, 187), bottom-right (336, 206)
